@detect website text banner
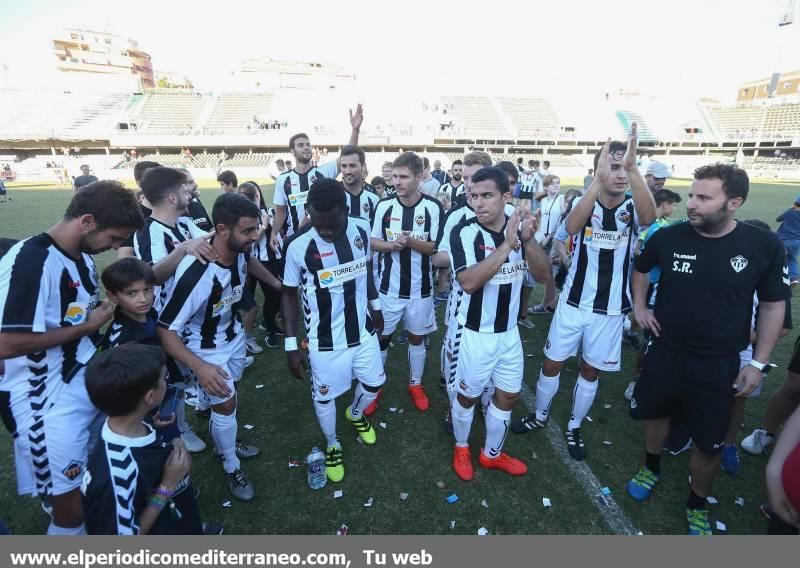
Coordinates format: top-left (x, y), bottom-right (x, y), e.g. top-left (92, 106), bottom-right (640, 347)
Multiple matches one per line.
top-left (0, 536), bottom-right (784, 568)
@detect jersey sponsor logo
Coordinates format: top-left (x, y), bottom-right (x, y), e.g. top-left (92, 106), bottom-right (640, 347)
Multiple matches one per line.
top-left (415, 214), bottom-right (425, 226)
top-left (314, 251), bottom-right (335, 259)
top-left (585, 228), bottom-right (629, 250)
top-left (479, 244), bottom-right (496, 252)
top-left (288, 191), bottom-right (309, 207)
top-left (386, 229), bottom-right (429, 242)
top-left (64, 302), bottom-right (88, 325)
top-left (617, 210), bottom-right (632, 224)
top-left (491, 260), bottom-right (527, 284)
top-left (67, 280), bottom-right (81, 289)
top-left (212, 284), bottom-right (244, 317)
top-left (317, 257), bottom-right (368, 289)
top-left (730, 255), bottom-right (748, 273)
top-left (62, 460), bottom-right (83, 480)
top-left (354, 235), bottom-right (364, 250)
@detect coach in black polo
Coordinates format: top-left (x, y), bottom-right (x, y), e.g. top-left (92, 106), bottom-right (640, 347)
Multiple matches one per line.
top-left (627, 163), bottom-right (790, 535)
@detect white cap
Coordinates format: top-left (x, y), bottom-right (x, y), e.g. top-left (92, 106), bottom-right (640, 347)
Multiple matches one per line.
top-left (646, 161), bottom-right (671, 179)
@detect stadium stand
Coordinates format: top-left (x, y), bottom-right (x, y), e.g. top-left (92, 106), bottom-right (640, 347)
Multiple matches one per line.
top-left (132, 91), bottom-right (210, 133)
top-left (497, 97), bottom-right (559, 138)
top-left (440, 96), bottom-right (508, 139)
top-left (205, 93), bottom-right (275, 133)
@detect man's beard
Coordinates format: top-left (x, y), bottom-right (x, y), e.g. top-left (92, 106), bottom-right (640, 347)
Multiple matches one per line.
top-left (689, 204), bottom-right (728, 233)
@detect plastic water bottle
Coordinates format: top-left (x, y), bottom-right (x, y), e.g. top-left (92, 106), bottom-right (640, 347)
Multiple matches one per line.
top-left (307, 447), bottom-right (327, 490)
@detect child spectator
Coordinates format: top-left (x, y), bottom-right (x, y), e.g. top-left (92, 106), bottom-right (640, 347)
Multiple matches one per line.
top-left (82, 344), bottom-right (204, 535)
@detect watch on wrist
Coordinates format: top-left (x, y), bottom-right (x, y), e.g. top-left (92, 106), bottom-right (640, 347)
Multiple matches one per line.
top-left (749, 360), bottom-right (771, 375)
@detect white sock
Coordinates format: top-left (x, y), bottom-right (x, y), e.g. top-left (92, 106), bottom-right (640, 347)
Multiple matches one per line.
top-left (568, 375), bottom-right (598, 430)
top-left (451, 400), bottom-right (474, 446)
top-left (313, 399), bottom-right (339, 447)
top-left (440, 341), bottom-right (447, 379)
top-left (535, 369), bottom-right (560, 422)
top-left (381, 347), bottom-right (388, 366)
top-left (349, 383), bottom-right (378, 418)
top-left (211, 409), bottom-right (240, 474)
top-left (175, 395), bottom-right (190, 434)
top-left (47, 522), bottom-right (86, 535)
top-left (408, 342), bottom-right (426, 386)
top-left (481, 384), bottom-right (495, 415)
top-left (483, 402), bottom-right (511, 459)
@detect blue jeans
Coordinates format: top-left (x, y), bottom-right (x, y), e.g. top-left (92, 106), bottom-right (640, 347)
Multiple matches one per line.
top-left (783, 239), bottom-right (800, 280)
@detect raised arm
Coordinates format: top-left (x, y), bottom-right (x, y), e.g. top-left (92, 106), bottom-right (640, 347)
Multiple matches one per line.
top-left (623, 123), bottom-right (656, 226)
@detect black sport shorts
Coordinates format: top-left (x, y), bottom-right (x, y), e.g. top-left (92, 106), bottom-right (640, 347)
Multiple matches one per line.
top-left (629, 340), bottom-right (740, 455)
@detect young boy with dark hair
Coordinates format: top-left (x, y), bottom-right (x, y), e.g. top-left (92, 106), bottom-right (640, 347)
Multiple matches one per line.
top-left (100, 258), bottom-right (187, 445)
top-left (82, 344), bottom-right (207, 535)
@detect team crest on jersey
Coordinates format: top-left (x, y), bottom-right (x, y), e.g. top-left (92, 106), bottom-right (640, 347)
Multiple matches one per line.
top-left (730, 255), bottom-right (748, 273)
top-left (513, 239), bottom-right (522, 253)
top-left (63, 460), bottom-right (83, 480)
top-left (318, 384), bottom-right (330, 396)
top-left (617, 209), bottom-right (632, 224)
top-left (353, 235), bottom-right (364, 250)
top-left (415, 214), bottom-right (425, 227)
top-left (362, 202), bottom-right (370, 213)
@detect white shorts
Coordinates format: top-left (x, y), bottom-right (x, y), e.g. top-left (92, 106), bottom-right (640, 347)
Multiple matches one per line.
top-left (454, 326), bottom-right (524, 398)
top-left (544, 301), bottom-right (624, 372)
top-left (523, 270), bottom-right (536, 288)
top-left (192, 333), bottom-right (247, 406)
top-left (10, 369), bottom-right (100, 496)
top-left (739, 349), bottom-right (762, 398)
top-left (379, 294), bottom-right (438, 336)
top-left (309, 334), bottom-right (386, 401)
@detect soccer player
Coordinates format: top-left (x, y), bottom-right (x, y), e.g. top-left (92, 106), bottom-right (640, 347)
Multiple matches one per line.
top-left (281, 179), bottom-right (385, 482)
top-left (438, 160), bottom-right (465, 208)
top-left (134, 167), bottom-right (217, 312)
top-left (117, 160), bottom-right (161, 259)
top-left (381, 162), bottom-right (396, 195)
top-left (238, 182), bottom-right (284, 348)
top-left (270, 105), bottom-right (363, 251)
top-left (449, 167), bottom-right (550, 480)
top-left (82, 344), bottom-right (203, 535)
top-left (178, 168), bottom-right (212, 232)
top-left (0, 181), bottom-right (144, 535)
top-left (371, 152), bottom-right (444, 411)
top-left (73, 165), bottom-right (98, 191)
top-left (340, 145), bottom-right (379, 223)
top-left (511, 125), bottom-right (657, 462)
top-left (627, 163), bottom-right (788, 535)
top-left (217, 170), bottom-right (238, 193)
top-left (157, 193), bottom-right (281, 501)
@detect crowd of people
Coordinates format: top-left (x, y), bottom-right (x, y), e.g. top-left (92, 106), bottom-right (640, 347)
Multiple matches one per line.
top-left (1, 105), bottom-right (800, 537)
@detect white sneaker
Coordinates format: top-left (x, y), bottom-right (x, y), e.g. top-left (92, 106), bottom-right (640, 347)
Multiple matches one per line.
top-left (181, 430), bottom-right (207, 453)
top-left (244, 356), bottom-right (254, 369)
top-left (741, 428), bottom-right (774, 455)
top-left (246, 336), bottom-right (264, 354)
top-left (624, 381), bottom-right (636, 401)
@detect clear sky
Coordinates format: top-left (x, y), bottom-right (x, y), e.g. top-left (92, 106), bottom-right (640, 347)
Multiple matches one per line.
top-left (1, 0), bottom-right (798, 103)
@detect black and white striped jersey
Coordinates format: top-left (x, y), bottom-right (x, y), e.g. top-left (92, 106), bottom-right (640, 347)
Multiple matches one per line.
top-left (82, 421), bottom-right (201, 535)
top-left (437, 202), bottom-right (517, 325)
top-left (273, 162), bottom-right (339, 237)
top-left (450, 217), bottom-right (527, 333)
top-left (439, 182), bottom-right (466, 205)
top-left (345, 187), bottom-right (380, 224)
top-left (256, 208), bottom-right (282, 263)
top-left (371, 194), bottom-right (444, 299)
top-left (283, 217), bottom-right (375, 352)
top-left (0, 234), bottom-right (101, 409)
top-left (186, 197), bottom-right (212, 232)
top-left (157, 251), bottom-right (248, 350)
top-left (134, 216), bottom-right (207, 311)
top-left (563, 196), bottom-right (639, 315)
